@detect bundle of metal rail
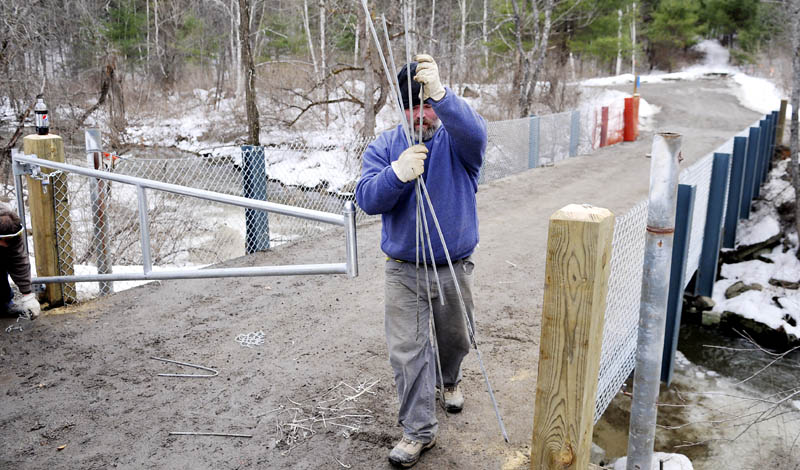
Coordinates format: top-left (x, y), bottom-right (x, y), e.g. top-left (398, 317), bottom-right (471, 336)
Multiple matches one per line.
top-left (359, 0), bottom-right (509, 443)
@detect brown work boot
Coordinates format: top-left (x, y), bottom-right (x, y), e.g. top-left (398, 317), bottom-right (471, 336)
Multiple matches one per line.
top-left (443, 384), bottom-right (464, 413)
top-left (388, 435), bottom-right (436, 468)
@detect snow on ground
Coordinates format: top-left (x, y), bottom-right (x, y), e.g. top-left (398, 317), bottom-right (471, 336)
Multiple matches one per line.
top-left (581, 40), bottom-right (786, 119)
top-left (612, 452), bottom-right (693, 470)
top-left (713, 159), bottom-right (800, 341)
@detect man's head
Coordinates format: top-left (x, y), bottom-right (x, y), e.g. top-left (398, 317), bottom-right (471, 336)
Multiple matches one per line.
top-left (398, 62), bottom-right (440, 142)
top-left (0, 206), bottom-right (23, 248)
top-left (404, 104), bottom-right (440, 142)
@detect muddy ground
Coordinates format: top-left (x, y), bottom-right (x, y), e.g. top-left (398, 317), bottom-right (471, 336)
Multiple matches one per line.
top-left (1, 77), bottom-right (762, 469)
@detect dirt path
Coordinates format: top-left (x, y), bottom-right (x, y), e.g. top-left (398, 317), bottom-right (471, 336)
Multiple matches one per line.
top-left (0, 76), bottom-right (761, 470)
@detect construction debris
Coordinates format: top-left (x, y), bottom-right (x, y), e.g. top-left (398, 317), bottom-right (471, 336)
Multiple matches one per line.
top-left (235, 330), bottom-right (266, 348)
top-left (169, 432), bottom-right (253, 438)
top-left (150, 357), bottom-right (219, 378)
top-left (272, 378), bottom-right (380, 456)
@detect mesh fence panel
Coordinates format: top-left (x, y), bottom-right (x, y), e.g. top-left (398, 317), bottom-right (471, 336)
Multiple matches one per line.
top-left (594, 199), bottom-right (648, 423)
top-left (482, 118), bottom-right (531, 182)
top-left (539, 111), bottom-right (574, 166)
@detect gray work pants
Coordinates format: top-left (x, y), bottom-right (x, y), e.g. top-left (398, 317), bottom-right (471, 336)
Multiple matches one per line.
top-left (384, 257), bottom-right (475, 443)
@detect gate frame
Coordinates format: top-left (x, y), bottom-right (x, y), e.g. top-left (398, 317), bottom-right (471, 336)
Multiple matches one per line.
top-left (12, 151), bottom-right (358, 285)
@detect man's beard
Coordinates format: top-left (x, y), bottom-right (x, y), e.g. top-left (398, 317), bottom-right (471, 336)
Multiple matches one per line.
top-left (413, 118), bottom-right (440, 142)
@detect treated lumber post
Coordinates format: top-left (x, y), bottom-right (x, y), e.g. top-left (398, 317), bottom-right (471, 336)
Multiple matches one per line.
top-left (695, 153), bottom-right (731, 297)
top-left (530, 204), bottom-right (615, 470)
top-left (723, 137), bottom-right (747, 248)
top-left (776, 99), bottom-right (787, 146)
top-left (661, 184), bottom-right (696, 385)
top-left (753, 118), bottom-right (768, 198)
top-left (23, 134), bottom-right (76, 306)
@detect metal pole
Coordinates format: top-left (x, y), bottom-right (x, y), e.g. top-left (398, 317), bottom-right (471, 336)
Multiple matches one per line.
top-left (12, 154), bottom-right (345, 226)
top-left (626, 132), bottom-right (681, 470)
top-left (32, 263), bottom-right (348, 283)
top-left (12, 160), bottom-right (29, 255)
top-left (343, 201), bottom-right (358, 278)
top-left (85, 129), bottom-right (113, 295)
top-left (137, 185), bottom-right (152, 275)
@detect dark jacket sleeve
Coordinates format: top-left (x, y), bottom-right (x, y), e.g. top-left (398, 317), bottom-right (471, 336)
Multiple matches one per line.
top-left (5, 236), bottom-right (32, 294)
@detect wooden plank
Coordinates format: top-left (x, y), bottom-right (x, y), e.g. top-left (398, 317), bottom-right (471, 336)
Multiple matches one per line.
top-left (530, 204), bottom-right (615, 470)
top-left (22, 134), bottom-right (75, 306)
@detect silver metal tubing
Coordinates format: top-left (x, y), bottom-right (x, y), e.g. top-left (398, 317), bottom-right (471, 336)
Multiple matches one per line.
top-left (343, 201), bottom-right (358, 278)
top-left (359, 0), bottom-right (410, 144)
top-left (12, 154), bottom-right (345, 226)
top-left (403, 7), bottom-right (415, 139)
top-left (416, 185), bottom-right (445, 407)
top-left (417, 182), bottom-right (443, 304)
top-left (418, 177), bottom-right (509, 443)
top-left (626, 132), bottom-right (682, 470)
top-left (151, 356), bottom-right (219, 378)
top-left (380, 14), bottom-right (413, 146)
top-left (137, 185), bottom-right (152, 274)
top-left (32, 263), bottom-right (347, 283)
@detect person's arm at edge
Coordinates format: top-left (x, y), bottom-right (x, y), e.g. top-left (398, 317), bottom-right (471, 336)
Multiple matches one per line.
top-left (6, 236), bottom-right (32, 294)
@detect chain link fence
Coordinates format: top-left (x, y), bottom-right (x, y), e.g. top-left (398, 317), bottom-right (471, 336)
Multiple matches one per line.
top-left (9, 106), bottom-right (609, 301)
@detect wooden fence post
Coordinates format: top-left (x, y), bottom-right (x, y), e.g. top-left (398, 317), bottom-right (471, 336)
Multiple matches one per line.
top-left (530, 204), bottom-right (615, 470)
top-left (776, 99), bottom-right (788, 146)
top-left (23, 134), bottom-right (76, 306)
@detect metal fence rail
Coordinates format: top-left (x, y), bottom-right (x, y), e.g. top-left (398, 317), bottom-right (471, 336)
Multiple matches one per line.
top-left (12, 153), bottom-right (358, 290)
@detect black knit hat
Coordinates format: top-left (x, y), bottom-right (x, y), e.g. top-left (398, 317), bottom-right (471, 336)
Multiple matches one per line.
top-left (397, 62), bottom-right (421, 110)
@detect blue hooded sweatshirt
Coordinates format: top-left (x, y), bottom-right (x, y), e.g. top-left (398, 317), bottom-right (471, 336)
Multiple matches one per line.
top-left (355, 88), bottom-right (487, 264)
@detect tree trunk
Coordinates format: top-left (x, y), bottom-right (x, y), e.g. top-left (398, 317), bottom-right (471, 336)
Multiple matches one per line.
top-left (791, 0), bottom-right (800, 258)
top-left (361, 11), bottom-right (375, 138)
top-left (429, 0), bottom-right (436, 53)
top-left (616, 9), bottom-right (623, 76)
top-left (239, 0), bottom-right (260, 145)
top-left (458, 0), bottom-right (466, 86)
top-left (231, 0), bottom-right (243, 98)
top-left (303, 0), bottom-right (319, 75)
top-left (483, 0), bottom-right (489, 70)
top-left (320, 0), bottom-right (328, 128)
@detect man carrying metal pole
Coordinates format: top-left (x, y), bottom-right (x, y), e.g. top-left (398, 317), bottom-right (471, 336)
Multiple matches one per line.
top-left (356, 55), bottom-right (487, 468)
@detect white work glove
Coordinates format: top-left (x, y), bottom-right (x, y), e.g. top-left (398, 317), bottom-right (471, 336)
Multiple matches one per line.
top-left (414, 54), bottom-right (446, 102)
top-left (19, 293), bottom-right (41, 319)
top-left (391, 144), bottom-right (428, 183)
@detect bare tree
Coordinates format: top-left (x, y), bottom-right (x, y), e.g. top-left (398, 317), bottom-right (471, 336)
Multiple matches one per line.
top-left (239, 0), bottom-right (260, 145)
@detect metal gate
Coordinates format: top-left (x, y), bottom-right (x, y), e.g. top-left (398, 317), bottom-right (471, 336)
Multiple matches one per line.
top-left (11, 150), bottom-right (358, 300)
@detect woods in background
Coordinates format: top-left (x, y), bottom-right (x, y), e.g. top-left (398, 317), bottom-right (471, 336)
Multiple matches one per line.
top-left (0, 0), bottom-right (789, 145)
